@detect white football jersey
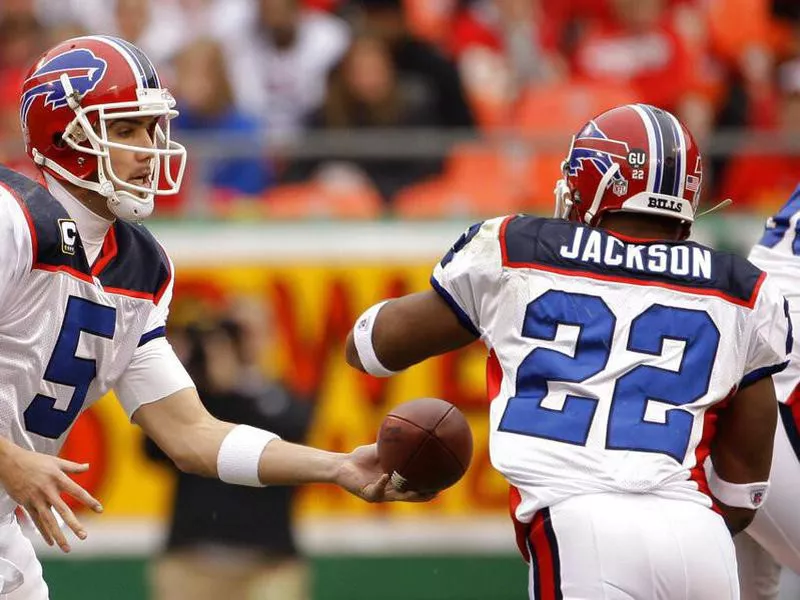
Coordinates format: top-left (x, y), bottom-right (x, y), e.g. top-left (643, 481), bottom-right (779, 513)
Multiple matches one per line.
top-left (0, 166), bottom-right (192, 516)
top-left (749, 185), bottom-right (800, 404)
top-left (432, 215), bottom-right (791, 523)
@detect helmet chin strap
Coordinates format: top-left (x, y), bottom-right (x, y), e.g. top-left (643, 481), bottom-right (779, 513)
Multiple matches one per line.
top-left (33, 148), bottom-right (108, 198)
top-left (553, 154), bottom-right (622, 225)
top-left (553, 140), bottom-right (576, 220)
top-left (584, 163), bottom-right (621, 224)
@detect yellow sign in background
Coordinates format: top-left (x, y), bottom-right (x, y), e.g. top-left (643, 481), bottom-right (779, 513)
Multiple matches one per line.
top-left (63, 261), bottom-right (510, 521)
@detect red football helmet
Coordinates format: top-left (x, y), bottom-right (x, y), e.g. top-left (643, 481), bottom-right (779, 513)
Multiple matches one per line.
top-left (20, 36), bottom-right (186, 220)
top-left (554, 104), bottom-right (703, 240)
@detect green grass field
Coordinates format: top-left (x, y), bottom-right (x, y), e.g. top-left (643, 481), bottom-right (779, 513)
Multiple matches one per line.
top-left (43, 554), bottom-right (529, 600)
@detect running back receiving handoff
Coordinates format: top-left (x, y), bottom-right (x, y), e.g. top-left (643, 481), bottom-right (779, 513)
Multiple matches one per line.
top-left (345, 104), bottom-right (792, 600)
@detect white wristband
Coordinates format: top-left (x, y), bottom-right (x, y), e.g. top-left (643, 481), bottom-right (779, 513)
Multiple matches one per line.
top-left (704, 458), bottom-right (769, 509)
top-left (217, 425), bottom-right (280, 487)
top-left (353, 301), bottom-right (398, 377)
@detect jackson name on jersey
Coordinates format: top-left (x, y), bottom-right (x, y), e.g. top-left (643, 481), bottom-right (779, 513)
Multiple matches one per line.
top-left (0, 165), bottom-right (174, 516)
top-left (432, 215), bottom-right (791, 526)
top-left (559, 226), bottom-right (712, 278)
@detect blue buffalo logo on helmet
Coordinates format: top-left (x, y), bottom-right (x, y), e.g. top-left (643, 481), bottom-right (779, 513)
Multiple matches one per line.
top-left (566, 122), bottom-right (632, 179)
top-left (21, 49), bottom-right (107, 124)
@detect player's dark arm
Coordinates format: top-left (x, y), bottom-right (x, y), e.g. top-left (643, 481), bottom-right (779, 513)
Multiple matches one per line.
top-left (345, 291), bottom-right (479, 373)
top-left (709, 376), bottom-right (777, 535)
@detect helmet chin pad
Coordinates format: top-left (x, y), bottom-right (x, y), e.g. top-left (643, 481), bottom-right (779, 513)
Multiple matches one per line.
top-left (103, 185), bottom-right (154, 221)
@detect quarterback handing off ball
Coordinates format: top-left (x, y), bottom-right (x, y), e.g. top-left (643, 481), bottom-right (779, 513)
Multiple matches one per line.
top-left (377, 398), bottom-right (473, 493)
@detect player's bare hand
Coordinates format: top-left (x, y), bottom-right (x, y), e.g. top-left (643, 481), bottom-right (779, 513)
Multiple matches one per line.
top-left (0, 446), bottom-right (103, 553)
top-left (336, 444), bottom-right (437, 503)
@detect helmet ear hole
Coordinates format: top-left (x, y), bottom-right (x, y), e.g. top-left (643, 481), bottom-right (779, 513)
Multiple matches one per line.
top-left (52, 133), bottom-right (66, 149)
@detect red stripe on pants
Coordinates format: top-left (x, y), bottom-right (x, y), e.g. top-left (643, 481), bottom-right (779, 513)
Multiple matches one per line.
top-left (787, 385), bottom-right (800, 432)
top-left (529, 509), bottom-right (560, 600)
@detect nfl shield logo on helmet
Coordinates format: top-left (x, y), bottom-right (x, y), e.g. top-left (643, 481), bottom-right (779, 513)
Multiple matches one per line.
top-left (21, 49), bottom-right (107, 124)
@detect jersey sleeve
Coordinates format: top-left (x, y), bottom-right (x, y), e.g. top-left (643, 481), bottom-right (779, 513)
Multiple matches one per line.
top-left (0, 187), bottom-right (32, 308)
top-left (138, 252), bottom-right (175, 348)
top-left (749, 241), bottom-right (800, 401)
top-left (114, 254), bottom-right (195, 418)
top-left (430, 217), bottom-right (505, 338)
top-left (114, 338), bottom-right (195, 419)
top-left (741, 274), bottom-right (792, 388)
top-left (748, 243), bottom-right (800, 304)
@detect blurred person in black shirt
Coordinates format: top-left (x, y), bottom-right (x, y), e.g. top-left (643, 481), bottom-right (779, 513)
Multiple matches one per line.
top-left (147, 300), bottom-right (314, 600)
top-left (346, 0), bottom-right (475, 129)
top-left (772, 0), bottom-right (800, 23)
top-left (283, 32), bottom-right (445, 203)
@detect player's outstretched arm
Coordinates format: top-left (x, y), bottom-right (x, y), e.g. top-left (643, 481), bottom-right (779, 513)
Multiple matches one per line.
top-left (345, 290), bottom-right (478, 374)
top-left (132, 387), bottom-right (432, 503)
top-left (0, 437), bottom-right (103, 553)
top-left (708, 376), bottom-right (778, 534)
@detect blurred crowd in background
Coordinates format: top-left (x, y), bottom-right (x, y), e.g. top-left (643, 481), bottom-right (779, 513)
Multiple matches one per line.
top-left (0, 0), bottom-right (799, 219)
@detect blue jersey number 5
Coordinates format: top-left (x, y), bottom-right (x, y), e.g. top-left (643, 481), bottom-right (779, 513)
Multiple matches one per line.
top-left (24, 296), bottom-right (116, 439)
top-left (498, 291), bottom-right (720, 462)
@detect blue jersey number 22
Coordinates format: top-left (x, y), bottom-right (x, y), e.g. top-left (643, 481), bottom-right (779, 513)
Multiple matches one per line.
top-left (498, 290), bottom-right (720, 462)
top-left (24, 296), bottom-right (116, 439)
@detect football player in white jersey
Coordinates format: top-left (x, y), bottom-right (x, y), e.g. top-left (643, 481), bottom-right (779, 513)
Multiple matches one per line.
top-left (345, 104), bottom-right (791, 600)
top-left (0, 36), bottom-right (427, 599)
top-left (735, 188), bottom-right (800, 600)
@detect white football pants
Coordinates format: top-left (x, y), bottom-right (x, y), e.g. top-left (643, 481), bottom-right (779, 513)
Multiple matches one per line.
top-left (0, 513), bottom-right (47, 600)
top-left (526, 493), bottom-right (739, 600)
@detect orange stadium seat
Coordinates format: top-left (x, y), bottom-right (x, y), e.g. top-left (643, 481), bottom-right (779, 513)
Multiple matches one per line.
top-left (393, 178), bottom-right (477, 219)
top-left (706, 0), bottom-right (772, 65)
top-left (523, 153), bottom-right (565, 214)
top-left (514, 81), bottom-right (638, 136)
top-left (444, 142), bottom-right (517, 181)
top-left (394, 142), bottom-right (530, 218)
top-left (469, 92), bottom-right (513, 130)
top-left (394, 176), bottom-right (521, 219)
top-left (260, 182), bottom-right (384, 220)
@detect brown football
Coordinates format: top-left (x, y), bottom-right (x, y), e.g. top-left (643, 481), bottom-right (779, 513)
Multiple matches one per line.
top-left (377, 397), bottom-right (473, 493)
